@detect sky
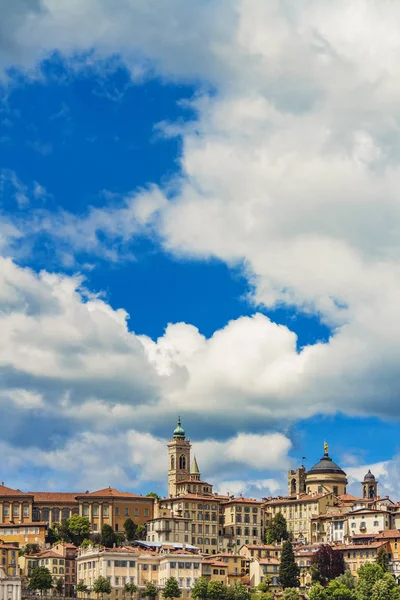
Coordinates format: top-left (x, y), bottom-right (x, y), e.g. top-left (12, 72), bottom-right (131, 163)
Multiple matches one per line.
top-left (1, 0), bottom-right (400, 500)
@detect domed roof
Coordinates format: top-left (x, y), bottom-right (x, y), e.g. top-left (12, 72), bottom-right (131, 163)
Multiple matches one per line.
top-left (363, 469), bottom-right (376, 482)
top-left (307, 444), bottom-right (346, 477)
top-left (173, 417), bottom-right (185, 439)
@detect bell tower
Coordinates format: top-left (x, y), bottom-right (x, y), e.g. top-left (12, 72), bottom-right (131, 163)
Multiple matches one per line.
top-left (167, 417), bottom-right (191, 497)
top-left (362, 470), bottom-right (378, 499)
top-left (288, 466), bottom-right (306, 496)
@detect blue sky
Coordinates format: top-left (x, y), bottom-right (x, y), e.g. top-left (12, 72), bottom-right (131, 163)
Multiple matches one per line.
top-left (1, 0), bottom-right (400, 500)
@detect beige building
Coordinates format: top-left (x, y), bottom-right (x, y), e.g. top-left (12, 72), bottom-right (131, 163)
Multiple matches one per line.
top-left (77, 544), bottom-right (203, 599)
top-left (248, 557), bottom-right (280, 588)
top-left (338, 541), bottom-right (387, 576)
top-left (265, 492), bottom-right (338, 544)
top-left (220, 497), bottom-right (265, 551)
top-left (202, 553), bottom-right (245, 584)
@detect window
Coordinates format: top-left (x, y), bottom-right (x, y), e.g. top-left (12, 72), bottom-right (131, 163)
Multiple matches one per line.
top-left (213, 569), bottom-right (219, 575)
top-left (373, 521), bottom-right (379, 526)
top-left (178, 562), bottom-right (184, 569)
top-left (115, 577), bottom-right (120, 585)
top-left (83, 506), bottom-right (89, 516)
top-left (179, 455), bottom-right (186, 470)
top-left (170, 562), bottom-right (176, 569)
top-left (144, 509), bottom-right (149, 517)
top-left (185, 563), bottom-right (191, 569)
top-left (115, 507), bottom-right (120, 516)
top-left (3, 506), bottom-right (9, 517)
top-left (129, 561), bottom-right (136, 567)
top-left (134, 508), bottom-right (139, 517)
top-left (93, 506), bottom-right (99, 516)
top-left (23, 505), bottom-right (29, 517)
top-left (13, 505), bottom-right (19, 516)
top-left (125, 508), bottom-right (129, 516)
top-left (171, 456), bottom-right (175, 470)
top-left (318, 486), bottom-right (323, 494)
top-left (103, 506), bottom-right (108, 516)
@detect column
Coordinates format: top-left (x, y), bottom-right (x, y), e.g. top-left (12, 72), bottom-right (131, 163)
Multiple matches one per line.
top-left (98, 503), bottom-right (103, 531)
top-left (79, 503), bottom-right (83, 517)
top-left (9, 502), bottom-right (13, 522)
top-left (19, 502), bottom-right (23, 523)
top-left (49, 508), bottom-right (53, 528)
top-left (89, 504), bottom-right (93, 529)
top-left (0, 502), bottom-right (3, 523)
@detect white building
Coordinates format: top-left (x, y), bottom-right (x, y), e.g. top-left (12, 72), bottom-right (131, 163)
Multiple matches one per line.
top-left (0, 566), bottom-right (21, 600)
top-left (76, 543), bottom-right (203, 599)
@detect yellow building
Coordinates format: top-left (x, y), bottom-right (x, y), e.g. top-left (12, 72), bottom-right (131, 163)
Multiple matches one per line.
top-left (239, 543), bottom-right (282, 561)
top-left (203, 553), bottom-right (246, 584)
top-left (0, 484), bottom-right (34, 524)
top-left (220, 497), bottom-right (266, 550)
top-left (76, 488), bottom-right (154, 532)
top-left (248, 556), bottom-right (280, 588)
top-left (338, 541), bottom-right (387, 576)
top-left (30, 492), bottom-right (80, 526)
top-left (265, 492), bottom-right (338, 544)
top-left (36, 549), bottom-right (67, 584)
top-left (0, 522), bottom-right (47, 547)
top-left (202, 558), bottom-right (228, 583)
top-left (0, 543), bottom-right (19, 577)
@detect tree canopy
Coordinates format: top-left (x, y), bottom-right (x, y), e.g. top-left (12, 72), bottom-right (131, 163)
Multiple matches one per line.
top-left (311, 545), bottom-right (345, 585)
top-left (29, 566), bottom-right (53, 595)
top-left (144, 582), bottom-right (158, 599)
top-left (279, 540), bottom-right (300, 589)
top-left (191, 577), bottom-right (209, 600)
top-left (93, 576), bottom-right (111, 598)
top-left (163, 577), bottom-right (181, 599)
top-left (101, 524), bottom-right (117, 548)
top-left (265, 512), bottom-right (288, 544)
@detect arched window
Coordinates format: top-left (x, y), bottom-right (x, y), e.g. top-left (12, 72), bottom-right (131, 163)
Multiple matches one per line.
top-left (179, 455), bottom-right (186, 470)
top-left (53, 567), bottom-right (58, 574)
top-left (42, 508), bottom-right (50, 521)
top-left (171, 456), bottom-right (175, 470)
top-left (291, 479), bottom-right (297, 494)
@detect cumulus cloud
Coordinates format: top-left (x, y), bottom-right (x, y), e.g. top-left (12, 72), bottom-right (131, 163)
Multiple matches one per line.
top-left (2, 0), bottom-right (400, 488)
top-left (0, 429), bottom-right (291, 495)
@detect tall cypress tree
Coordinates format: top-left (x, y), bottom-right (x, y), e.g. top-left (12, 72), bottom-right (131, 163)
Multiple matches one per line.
top-left (279, 540), bottom-right (300, 589)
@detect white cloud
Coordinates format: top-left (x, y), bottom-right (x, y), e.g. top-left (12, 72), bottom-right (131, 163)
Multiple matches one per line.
top-left (0, 429), bottom-right (291, 495)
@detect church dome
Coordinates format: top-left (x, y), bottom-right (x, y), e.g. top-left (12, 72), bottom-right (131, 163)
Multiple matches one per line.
top-left (173, 417), bottom-right (185, 439)
top-left (307, 451), bottom-right (346, 476)
top-left (363, 469), bottom-right (376, 482)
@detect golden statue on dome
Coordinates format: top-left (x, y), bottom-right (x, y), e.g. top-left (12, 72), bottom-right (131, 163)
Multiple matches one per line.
top-left (324, 440), bottom-right (329, 455)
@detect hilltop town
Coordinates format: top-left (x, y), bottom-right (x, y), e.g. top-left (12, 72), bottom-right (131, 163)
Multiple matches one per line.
top-left (1, 419), bottom-right (399, 599)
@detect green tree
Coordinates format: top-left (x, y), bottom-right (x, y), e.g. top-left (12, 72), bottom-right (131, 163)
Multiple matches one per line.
top-left (208, 581), bottom-right (225, 600)
top-left (53, 520), bottom-right (72, 542)
top-left (93, 575), bottom-right (111, 599)
top-left (124, 518), bottom-right (137, 541)
top-left (68, 515), bottom-right (91, 545)
top-left (125, 582), bottom-right (138, 600)
top-left (80, 538), bottom-right (92, 549)
top-left (76, 580), bottom-right (89, 597)
top-left (101, 524), bottom-right (117, 548)
top-left (265, 513), bottom-right (288, 544)
top-left (56, 578), bottom-right (64, 595)
top-left (355, 563), bottom-right (384, 600)
top-left (25, 543), bottom-right (41, 555)
top-left (232, 581), bottom-right (250, 600)
top-left (308, 583), bottom-right (327, 600)
top-left (335, 572), bottom-right (356, 590)
top-left (135, 524), bottom-right (146, 540)
top-left (282, 589), bottom-right (300, 600)
top-left (257, 583), bottom-right (269, 593)
top-left (224, 586), bottom-right (236, 600)
top-left (146, 492), bottom-right (161, 501)
top-left (279, 541), bottom-right (300, 589)
top-left (163, 577), bottom-right (181, 600)
top-left (144, 581), bottom-right (158, 599)
top-left (29, 566), bottom-right (53, 597)
top-left (46, 527), bottom-right (61, 545)
top-left (371, 574), bottom-right (397, 600)
top-left (115, 532), bottom-right (126, 546)
top-left (375, 547), bottom-right (390, 573)
top-left (327, 579), bottom-right (356, 600)
top-left (259, 594), bottom-right (273, 600)
top-left (191, 577), bottom-right (209, 600)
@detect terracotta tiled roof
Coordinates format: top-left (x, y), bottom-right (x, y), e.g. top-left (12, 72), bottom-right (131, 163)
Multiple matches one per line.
top-left (206, 561), bottom-right (227, 567)
top-left (375, 530), bottom-right (400, 539)
top-left (165, 494), bottom-right (218, 501)
top-left (0, 484), bottom-right (32, 497)
top-left (337, 542), bottom-right (386, 550)
top-left (338, 494), bottom-right (361, 502)
top-left (30, 492), bottom-right (80, 503)
top-left (37, 550), bottom-right (63, 559)
top-left (76, 487), bottom-right (146, 499)
top-left (242, 544), bottom-right (281, 550)
top-left (222, 497), bottom-right (263, 505)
